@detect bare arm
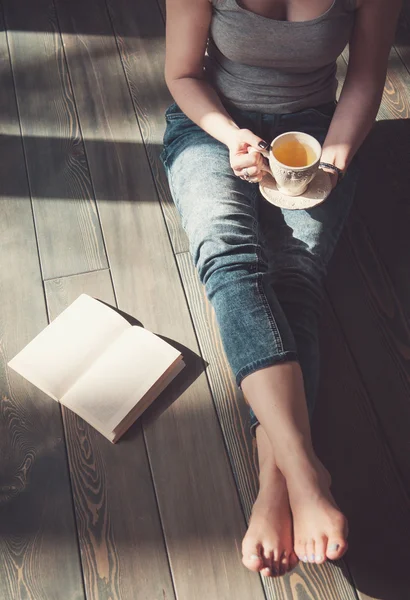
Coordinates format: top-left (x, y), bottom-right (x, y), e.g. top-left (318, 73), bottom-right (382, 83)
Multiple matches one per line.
top-left (165, 0), bottom-right (240, 146)
top-left (165, 0), bottom-right (269, 181)
top-left (321, 0), bottom-right (402, 173)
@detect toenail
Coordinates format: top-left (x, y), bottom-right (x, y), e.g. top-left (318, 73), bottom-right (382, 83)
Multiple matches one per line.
top-left (329, 543), bottom-right (340, 552)
top-left (302, 556), bottom-right (308, 562)
top-left (250, 554), bottom-right (260, 560)
top-left (310, 554), bottom-right (315, 562)
top-left (316, 555), bottom-right (323, 562)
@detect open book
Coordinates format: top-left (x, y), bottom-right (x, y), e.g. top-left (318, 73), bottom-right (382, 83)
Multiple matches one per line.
top-left (8, 294), bottom-right (185, 443)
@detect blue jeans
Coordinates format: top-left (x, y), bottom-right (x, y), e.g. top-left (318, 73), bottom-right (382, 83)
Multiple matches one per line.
top-left (161, 101), bottom-right (359, 434)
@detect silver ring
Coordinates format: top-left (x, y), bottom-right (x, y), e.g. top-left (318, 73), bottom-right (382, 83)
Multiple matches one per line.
top-left (243, 168), bottom-right (250, 180)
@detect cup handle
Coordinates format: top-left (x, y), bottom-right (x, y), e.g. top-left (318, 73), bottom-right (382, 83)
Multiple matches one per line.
top-left (258, 148), bottom-right (270, 159)
top-left (248, 147), bottom-right (272, 176)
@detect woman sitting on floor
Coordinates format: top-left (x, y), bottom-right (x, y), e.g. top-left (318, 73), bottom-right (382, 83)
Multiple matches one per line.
top-left (161, 0), bottom-right (401, 577)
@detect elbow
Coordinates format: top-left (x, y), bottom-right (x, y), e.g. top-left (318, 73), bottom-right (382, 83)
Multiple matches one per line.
top-left (164, 67), bottom-right (176, 90)
top-left (164, 70), bottom-right (174, 93)
top-left (164, 68), bottom-right (205, 91)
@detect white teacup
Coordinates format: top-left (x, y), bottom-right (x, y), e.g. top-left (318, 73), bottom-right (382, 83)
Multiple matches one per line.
top-left (260, 131), bottom-right (322, 197)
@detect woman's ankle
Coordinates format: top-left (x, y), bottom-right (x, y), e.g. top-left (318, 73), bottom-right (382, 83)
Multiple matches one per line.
top-left (275, 444), bottom-right (327, 487)
top-left (270, 433), bottom-right (314, 468)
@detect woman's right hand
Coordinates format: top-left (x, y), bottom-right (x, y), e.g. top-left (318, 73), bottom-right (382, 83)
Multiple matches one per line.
top-left (227, 128), bottom-right (270, 183)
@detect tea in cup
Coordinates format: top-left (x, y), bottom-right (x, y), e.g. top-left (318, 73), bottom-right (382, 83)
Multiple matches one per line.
top-left (260, 132), bottom-right (322, 197)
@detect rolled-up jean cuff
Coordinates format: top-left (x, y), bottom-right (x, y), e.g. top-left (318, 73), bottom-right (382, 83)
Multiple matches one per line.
top-left (250, 415), bottom-right (260, 438)
top-left (236, 351), bottom-right (299, 388)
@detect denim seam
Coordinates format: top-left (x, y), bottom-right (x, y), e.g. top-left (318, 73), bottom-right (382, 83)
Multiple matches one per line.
top-left (165, 115), bottom-right (188, 122)
top-left (236, 351), bottom-right (299, 388)
top-left (249, 413), bottom-right (260, 437)
top-left (253, 213), bottom-right (285, 356)
top-left (254, 112), bottom-right (286, 356)
top-left (161, 148), bottom-right (168, 168)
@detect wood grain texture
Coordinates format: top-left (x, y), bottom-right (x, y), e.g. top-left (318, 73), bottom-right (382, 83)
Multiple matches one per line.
top-left (3, 0), bottom-right (108, 280)
top-left (175, 253), bottom-right (259, 509)
top-left (45, 271), bottom-right (176, 600)
top-left (54, 0), bottom-right (266, 597)
top-left (176, 253), bottom-right (359, 600)
top-left (327, 20), bottom-right (410, 600)
top-left (377, 48), bottom-right (410, 121)
top-left (350, 10), bottom-right (410, 325)
top-left (106, 0), bottom-right (189, 253)
top-left (342, 46), bottom-right (410, 120)
top-left (326, 211), bottom-right (410, 494)
top-left (156, 0), bottom-right (166, 22)
top-left (336, 55), bottom-right (347, 96)
top-left (0, 11), bottom-right (84, 599)
top-left (353, 119), bottom-right (410, 325)
top-left (336, 33), bottom-right (410, 491)
top-left (394, 0), bottom-right (410, 74)
top-left (314, 299), bottom-right (410, 600)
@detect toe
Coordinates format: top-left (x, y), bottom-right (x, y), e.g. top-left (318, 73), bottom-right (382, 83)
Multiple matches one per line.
top-left (265, 548), bottom-right (279, 577)
top-left (306, 540), bottom-right (316, 564)
top-left (242, 540), bottom-right (264, 572)
top-left (326, 537), bottom-right (348, 561)
top-left (289, 552), bottom-right (299, 571)
top-left (242, 553), bottom-right (264, 572)
top-left (279, 551), bottom-right (289, 576)
top-left (261, 566), bottom-right (273, 578)
top-left (272, 549), bottom-right (281, 577)
top-left (314, 536), bottom-right (327, 565)
top-left (326, 513), bottom-right (348, 561)
top-left (294, 540), bottom-right (307, 564)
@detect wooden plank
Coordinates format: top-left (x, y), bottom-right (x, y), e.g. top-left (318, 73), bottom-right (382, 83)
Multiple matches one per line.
top-left (342, 46), bottom-right (410, 120)
top-left (106, 0), bottom-right (188, 253)
top-left (156, 0), bottom-right (166, 21)
top-left (3, 0), bottom-right (108, 280)
top-left (54, 0), bottom-right (266, 598)
top-left (326, 212), bottom-right (410, 493)
top-left (377, 48), bottom-right (410, 121)
top-left (336, 55), bottom-right (348, 96)
top-left (394, 1), bottom-right (410, 74)
top-left (0, 11), bottom-right (84, 599)
top-left (348, 29), bottom-right (410, 321)
top-left (44, 270), bottom-right (175, 600)
top-left (175, 253), bottom-right (259, 509)
top-left (176, 252), bottom-right (359, 600)
top-left (332, 35), bottom-right (410, 598)
top-left (353, 120), bottom-right (410, 322)
top-left (336, 40), bottom-right (410, 492)
top-left (314, 299), bottom-right (410, 600)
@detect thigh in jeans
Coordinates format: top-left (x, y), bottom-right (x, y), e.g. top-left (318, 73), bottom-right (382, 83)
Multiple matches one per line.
top-left (161, 107), bottom-right (298, 386)
top-left (161, 108), bottom-right (260, 281)
top-left (274, 105), bottom-right (360, 275)
top-left (258, 106), bottom-right (360, 415)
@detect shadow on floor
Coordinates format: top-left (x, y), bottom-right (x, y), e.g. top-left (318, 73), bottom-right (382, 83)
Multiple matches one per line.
top-left (314, 118), bottom-right (410, 600)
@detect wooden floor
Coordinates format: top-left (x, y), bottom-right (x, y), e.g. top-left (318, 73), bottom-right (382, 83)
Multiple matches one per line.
top-left (1, 0), bottom-right (410, 598)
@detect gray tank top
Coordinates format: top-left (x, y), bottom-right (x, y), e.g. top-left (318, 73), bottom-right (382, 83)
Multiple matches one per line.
top-left (205, 0), bottom-right (356, 113)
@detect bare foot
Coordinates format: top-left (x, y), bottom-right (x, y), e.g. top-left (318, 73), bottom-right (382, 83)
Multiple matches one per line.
top-left (242, 427), bottom-right (299, 577)
top-left (283, 451), bottom-right (348, 565)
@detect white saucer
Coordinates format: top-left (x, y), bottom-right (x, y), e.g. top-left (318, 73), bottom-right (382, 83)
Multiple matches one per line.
top-left (259, 169), bottom-right (332, 210)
